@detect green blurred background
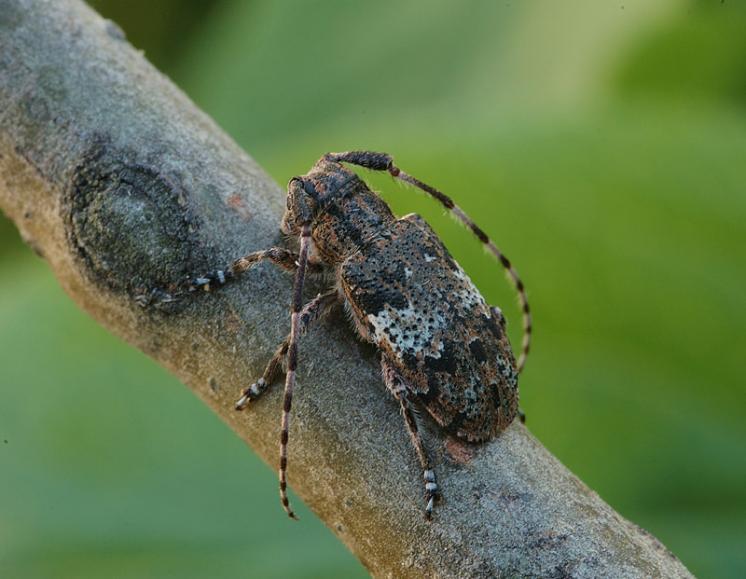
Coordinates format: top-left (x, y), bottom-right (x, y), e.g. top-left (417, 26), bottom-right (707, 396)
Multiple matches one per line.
top-left (1, 1), bottom-right (745, 577)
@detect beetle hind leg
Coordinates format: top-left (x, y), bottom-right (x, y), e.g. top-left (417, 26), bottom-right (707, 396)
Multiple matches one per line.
top-left (381, 356), bottom-right (440, 520)
top-left (234, 339), bottom-right (288, 410)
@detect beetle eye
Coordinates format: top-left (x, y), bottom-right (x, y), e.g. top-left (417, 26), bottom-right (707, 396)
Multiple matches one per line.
top-left (302, 179), bottom-right (317, 197)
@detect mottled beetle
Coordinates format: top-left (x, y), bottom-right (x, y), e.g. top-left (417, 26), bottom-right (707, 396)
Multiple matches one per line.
top-left (188, 151), bottom-right (531, 519)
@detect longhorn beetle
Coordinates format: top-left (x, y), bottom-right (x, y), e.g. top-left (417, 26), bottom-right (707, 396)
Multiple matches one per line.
top-left (187, 151), bottom-right (532, 519)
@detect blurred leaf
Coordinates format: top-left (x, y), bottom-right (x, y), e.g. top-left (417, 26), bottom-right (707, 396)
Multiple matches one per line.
top-left (0, 213), bottom-right (25, 259)
top-left (87, 0), bottom-right (225, 73)
top-left (176, 0), bottom-right (678, 152)
top-left (615, 1), bottom-right (746, 109)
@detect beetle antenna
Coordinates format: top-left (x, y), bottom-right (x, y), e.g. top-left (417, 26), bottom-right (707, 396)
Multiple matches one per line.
top-left (278, 220), bottom-right (312, 520)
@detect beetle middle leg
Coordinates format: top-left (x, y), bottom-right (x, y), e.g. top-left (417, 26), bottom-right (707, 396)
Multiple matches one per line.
top-left (381, 356), bottom-right (440, 519)
top-left (235, 290), bottom-right (339, 410)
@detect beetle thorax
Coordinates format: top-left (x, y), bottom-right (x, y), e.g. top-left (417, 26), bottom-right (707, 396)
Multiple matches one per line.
top-left (304, 163), bottom-right (397, 263)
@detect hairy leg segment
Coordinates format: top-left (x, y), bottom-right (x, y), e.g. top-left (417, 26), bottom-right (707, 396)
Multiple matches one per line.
top-left (381, 355), bottom-right (440, 519)
top-left (187, 247), bottom-right (323, 293)
top-left (235, 290), bottom-right (339, 410)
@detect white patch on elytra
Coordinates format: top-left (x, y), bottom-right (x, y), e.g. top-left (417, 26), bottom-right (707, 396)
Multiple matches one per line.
top-left (451, 263), bottom-right (487, 310)
top-left (367, 303), bottom-right (446, 358)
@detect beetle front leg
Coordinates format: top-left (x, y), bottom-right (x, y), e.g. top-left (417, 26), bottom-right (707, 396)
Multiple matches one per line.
top-left (381, 356), bottom-right (440, 520)
top-left (235, 290), bottom-right (339, 410)
top-left (187, 247), bottom-right (302, 292)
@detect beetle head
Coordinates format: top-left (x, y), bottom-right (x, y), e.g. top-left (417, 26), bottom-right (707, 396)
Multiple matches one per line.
top-left (280, 161), bottom-right (361, 236)
top-left (280, 177), bottom-right (318, 236)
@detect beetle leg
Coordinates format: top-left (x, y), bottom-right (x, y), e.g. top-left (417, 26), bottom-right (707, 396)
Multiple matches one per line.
top-left (186, 247), bottom-right (301, 293)
top-left (381, 356), bottom-right (440, 520)
top-left (235, 290), bottom-right (338, 410)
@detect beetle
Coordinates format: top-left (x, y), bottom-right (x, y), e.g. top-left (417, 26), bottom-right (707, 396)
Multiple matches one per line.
top-left (187, 151), bottom-right (531, 519)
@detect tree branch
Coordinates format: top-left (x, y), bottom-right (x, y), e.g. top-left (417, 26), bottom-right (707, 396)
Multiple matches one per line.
top-left (0, 1), bottom-right (693, 577)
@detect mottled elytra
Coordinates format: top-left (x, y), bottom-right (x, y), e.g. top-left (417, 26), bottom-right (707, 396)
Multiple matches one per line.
top-left (187, 151), bottom-right (532, 520)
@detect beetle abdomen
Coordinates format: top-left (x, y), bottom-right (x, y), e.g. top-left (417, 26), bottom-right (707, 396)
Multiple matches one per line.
top-left (340, 213), bottom-right (518, 441)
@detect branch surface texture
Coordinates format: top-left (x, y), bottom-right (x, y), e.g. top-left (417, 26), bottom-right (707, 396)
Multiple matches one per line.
top-left (0, 1), bottom-right (694, 577)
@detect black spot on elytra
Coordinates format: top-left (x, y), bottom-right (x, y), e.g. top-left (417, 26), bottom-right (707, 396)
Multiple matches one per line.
top-left (490, 382), bottom-right (505, 413)
top-left (468, 339), bottom-right (487, 364)
top-left (382, 260), bottom-right (409, 285)
top-left (424, 340), bottom-right (459, 375)
top-left (355, 287), bottom-right (408, 316)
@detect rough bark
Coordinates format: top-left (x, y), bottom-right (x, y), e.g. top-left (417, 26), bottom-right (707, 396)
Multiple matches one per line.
top-left (0, 1), bottom-right (693, 577)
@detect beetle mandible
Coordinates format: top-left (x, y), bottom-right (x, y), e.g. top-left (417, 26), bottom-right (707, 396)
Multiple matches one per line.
top-left (187, 151), bottom-right (532, 519)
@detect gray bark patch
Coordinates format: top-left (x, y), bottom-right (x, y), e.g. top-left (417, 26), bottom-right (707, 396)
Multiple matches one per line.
top-left (64, 136), bottom-right (206, 301)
